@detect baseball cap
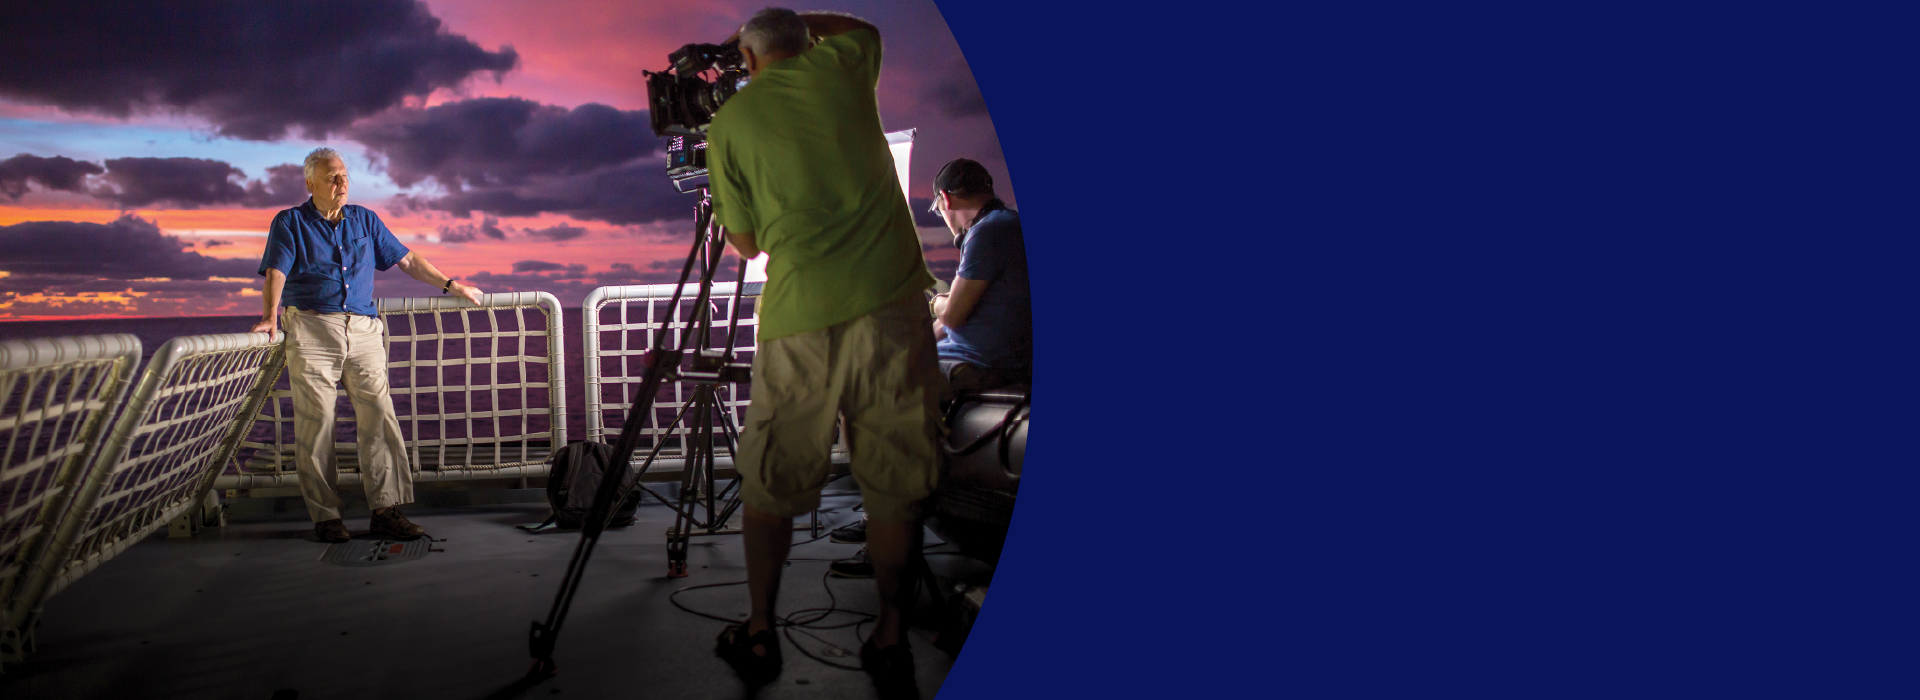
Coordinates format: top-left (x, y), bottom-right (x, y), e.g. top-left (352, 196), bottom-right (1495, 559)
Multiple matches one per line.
top-left (932, 158), bottom-right (993, 198)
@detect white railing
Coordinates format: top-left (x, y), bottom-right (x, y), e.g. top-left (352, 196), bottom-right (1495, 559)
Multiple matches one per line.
top-left (0, 334), bottom-right (141, 660)
top-left (582, 283), bottom-right (762, 471)
top-left (222, 292), bottom-right (565, 487)
top-left (0, 283), bottom-right (913, 663)
top-left (11, 332), bottom-right (282, 626)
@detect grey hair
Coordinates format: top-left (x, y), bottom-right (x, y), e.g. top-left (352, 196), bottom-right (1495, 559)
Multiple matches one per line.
top-left (740, 8), bottom-right (810, 57)
top-left (302, 147), bottom-right (344, 181)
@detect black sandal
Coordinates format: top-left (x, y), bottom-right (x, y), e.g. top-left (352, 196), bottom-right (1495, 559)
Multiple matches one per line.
top-left (861, 636), bottom-right (919, 700)
top-left (715, 621), bottom-right (782, 684)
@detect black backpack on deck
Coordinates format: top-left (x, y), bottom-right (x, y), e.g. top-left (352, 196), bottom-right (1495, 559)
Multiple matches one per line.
top-left (534, 441), bottom-right (642, 529)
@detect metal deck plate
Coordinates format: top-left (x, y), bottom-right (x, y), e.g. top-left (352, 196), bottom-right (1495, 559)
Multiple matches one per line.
top-left (318, 538), bottom-right (431, 566)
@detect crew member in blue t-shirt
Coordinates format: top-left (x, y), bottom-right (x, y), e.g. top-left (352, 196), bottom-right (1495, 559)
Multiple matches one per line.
top-left (928, 158), bottom-right (1030, 393)
top-left (828, 158), bottom-right (1030, 579)
top-left (250, 147), bottom-right (484, 544)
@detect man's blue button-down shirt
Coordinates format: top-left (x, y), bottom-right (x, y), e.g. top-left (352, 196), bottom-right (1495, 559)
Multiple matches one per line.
top-left (258, 199), bottom-right (410, 317)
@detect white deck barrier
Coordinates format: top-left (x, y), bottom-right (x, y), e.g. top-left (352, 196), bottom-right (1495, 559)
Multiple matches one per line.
top-left (220, 292), bottom-right (565, 488)
top-left (3, 332), bottom-right (283, 651)
top-left (582, 282), bottom-right (764, 475)
top-left (0, 335), bottom-right (141, 660)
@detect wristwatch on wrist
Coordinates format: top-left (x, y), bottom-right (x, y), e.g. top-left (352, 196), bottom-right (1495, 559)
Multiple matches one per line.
top-left (442, 278), bottom-right (455, 294)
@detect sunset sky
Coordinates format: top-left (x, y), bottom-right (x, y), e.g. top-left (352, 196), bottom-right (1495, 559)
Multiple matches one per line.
top-left (0, 0), bottom-right (1007, 320)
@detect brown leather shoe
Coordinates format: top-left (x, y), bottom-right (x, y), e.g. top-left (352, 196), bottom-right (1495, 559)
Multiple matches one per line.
top-left (314, 518), bottom-right (350, 543)
top-left (369, 508), bottom-right (425, 540)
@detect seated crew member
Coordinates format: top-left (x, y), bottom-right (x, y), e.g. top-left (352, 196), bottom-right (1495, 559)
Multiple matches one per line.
top-left (927, 158), bottom-right (1030, 394)
top-left (251, 147), bottom-right (485, 543)
top-left (828, 158), bottom-right (1029, 571)
top-left (704, 9), bottom-right (942, 698)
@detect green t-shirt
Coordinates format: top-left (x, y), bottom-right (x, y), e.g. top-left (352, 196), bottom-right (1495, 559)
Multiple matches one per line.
top-left (707, 28), bottom-right (934, 340)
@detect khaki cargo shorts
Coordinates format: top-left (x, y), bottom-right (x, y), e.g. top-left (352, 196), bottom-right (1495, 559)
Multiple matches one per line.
top-left (735, 292), bottom-right (945, 521)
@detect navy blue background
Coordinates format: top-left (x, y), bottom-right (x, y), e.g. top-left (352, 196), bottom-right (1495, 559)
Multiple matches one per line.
top-left (938, 2), bottom-right (1918, 697)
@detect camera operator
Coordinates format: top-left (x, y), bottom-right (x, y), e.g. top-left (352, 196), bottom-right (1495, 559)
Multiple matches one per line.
top-left (704, 8), bottom-right (939, 697)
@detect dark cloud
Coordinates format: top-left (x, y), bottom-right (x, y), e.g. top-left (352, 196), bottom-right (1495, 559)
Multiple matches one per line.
top-left (0, 272), bottom-right (89, 296)
top-left (352, 97), bottom-right (694, 226)
top-left (0, 216), bottom-right (257, 280)
top-left (96, 157), bottom-right (245, 208)
top-left (404, 160), bottom-right (695, 226)
top-left (648, 254), bottom-right (741, 274)
top-left (351, 98), bottom-right (654, 188)
top-left (436, 215), bottom-right (506, 243)
top-left (0, 155), bottom-right (309, 209)
top-left (86, 157), bottom-right (308, 209)
top-left (201, 240), bottom-right (231, 247)
top-left (0, 154), bottom-right (102, 199)
top-left (0, 1), bottom-right (517, 140)
top-left (244, 164), bottom-right (311, 208)
top-left (511, 260), bottom-right (585, 276)
top-left (920, 58), bottom-right (990, 118)
top-left (525, 224), bottom-right (587, 242)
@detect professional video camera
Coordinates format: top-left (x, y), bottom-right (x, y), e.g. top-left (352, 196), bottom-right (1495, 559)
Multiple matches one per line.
top-left (645, 42), bottom-right (747, 138)
top-left (648, 42), bottom-right (746, 193)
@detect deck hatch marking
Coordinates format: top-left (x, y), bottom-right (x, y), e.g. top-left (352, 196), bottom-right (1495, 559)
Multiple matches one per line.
top-left (318, 538), bottom-right (431, 566)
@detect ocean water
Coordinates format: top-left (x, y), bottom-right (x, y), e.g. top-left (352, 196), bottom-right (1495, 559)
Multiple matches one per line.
top-left (0, 315), bottom-right (261, 366)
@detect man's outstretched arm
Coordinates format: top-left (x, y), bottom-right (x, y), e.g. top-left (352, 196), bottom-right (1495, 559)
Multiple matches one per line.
top-left (250, 269), bottom-right (286, 334)
top-left (395, 251), bottom-right (484, 304)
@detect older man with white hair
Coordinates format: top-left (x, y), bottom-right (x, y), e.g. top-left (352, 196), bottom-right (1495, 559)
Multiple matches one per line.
top-left (251, 147), bottom-right (483, 543)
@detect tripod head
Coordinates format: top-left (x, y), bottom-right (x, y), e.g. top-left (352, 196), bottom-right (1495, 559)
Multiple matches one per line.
top-left (665, 136), bottom-right (709, 193)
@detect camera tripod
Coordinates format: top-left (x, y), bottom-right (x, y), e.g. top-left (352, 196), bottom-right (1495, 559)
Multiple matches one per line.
top-left (528, 188), bottom-right (755, 675)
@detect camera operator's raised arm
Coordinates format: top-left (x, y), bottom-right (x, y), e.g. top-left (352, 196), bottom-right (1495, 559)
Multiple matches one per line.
top-left (797, 11), bottom-right (876, 39)
top-left (725, 10), bottom-right (874, 46)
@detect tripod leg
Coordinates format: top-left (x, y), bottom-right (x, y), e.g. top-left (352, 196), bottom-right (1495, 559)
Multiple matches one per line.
top-left (701, 387), bottom-right (718, 532)
top-left (667, 473), bottom-right (694, 576)
top-left (705, 389), bottom-right (750, 530)
top-left (529, 355), bottom-right (675, 668)
top-left (666, 397), bottom-right (703, 578)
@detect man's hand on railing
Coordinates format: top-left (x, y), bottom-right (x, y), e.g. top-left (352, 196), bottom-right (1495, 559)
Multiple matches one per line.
top-left (452, 281), bottom-right (485, 305)
top-left (249, 316), bottom-right (278, 335)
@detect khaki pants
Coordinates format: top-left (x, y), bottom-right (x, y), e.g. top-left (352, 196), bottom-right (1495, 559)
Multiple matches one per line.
top-left (283, 307), bottom-right (413, 522)
top-left (736, 293), bottom-right (945, 521)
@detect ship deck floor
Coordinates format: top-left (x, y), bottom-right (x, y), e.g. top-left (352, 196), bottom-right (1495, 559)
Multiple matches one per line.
top-left (0, 480), bottom-right (987, 700)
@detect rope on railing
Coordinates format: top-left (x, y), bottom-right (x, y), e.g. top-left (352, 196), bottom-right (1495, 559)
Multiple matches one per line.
top-left (235, 292), bottom-right (566, 477)
top-left (582, 283), bottom-right (761, 462)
